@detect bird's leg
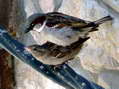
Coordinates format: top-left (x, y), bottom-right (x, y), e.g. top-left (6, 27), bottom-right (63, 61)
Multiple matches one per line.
top-left (50, 64), bottom-right (63, 71)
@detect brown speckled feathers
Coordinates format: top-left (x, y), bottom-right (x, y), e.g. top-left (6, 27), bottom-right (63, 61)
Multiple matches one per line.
top-left (26, 37), bottom-right (89, 65)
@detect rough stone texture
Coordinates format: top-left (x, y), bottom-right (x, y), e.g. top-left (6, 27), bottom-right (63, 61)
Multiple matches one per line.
top-left (15, 60), bottom-right (64, 89)
top-left (98, 70), bottom-right (119, 89)
top-left (77, 0), bottom-right (119, 88)
top-left (16, 0), bottom-right (119, 89)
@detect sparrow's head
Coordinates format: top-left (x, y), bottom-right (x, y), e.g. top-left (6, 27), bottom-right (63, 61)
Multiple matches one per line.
top-left (25, 14), bottom-right (46, 33)
top-left (25, 45), bottom-right (49, 56)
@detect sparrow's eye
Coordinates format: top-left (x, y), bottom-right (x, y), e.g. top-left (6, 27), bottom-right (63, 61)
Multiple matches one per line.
top-left (32, 45), bottom-right (46, 52)
top-left (31, 23), bottom-right (34, 26)
top-left (33, 47), bottom-right (37, 51)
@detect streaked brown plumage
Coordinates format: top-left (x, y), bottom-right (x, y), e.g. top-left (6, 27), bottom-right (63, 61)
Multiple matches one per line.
top-left (25, 12), bottom-right (112, 46)
top-left (25, 12), bottom-right (112, 65)
top-left (26, 37), bottom-right (89, 65)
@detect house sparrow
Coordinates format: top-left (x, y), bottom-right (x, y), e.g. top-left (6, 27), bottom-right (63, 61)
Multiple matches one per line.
top-left (24, 12), bottom-right (112, 65)
top-left (25, 12), bottom-right (112, 46)
top-left (25, 37), bottom-right (89, 65)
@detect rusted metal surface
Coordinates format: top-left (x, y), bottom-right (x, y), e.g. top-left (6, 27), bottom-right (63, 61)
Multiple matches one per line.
top-left (0, 0), bottom-right (16, 89)
top-left (0, 49), bottom-right (14, 89)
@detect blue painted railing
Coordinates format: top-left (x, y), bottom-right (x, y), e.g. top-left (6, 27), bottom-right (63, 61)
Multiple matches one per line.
top-left (0, 25), bottom-right (104, 89)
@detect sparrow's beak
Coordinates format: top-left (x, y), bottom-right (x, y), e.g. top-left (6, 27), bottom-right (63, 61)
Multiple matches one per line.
top-left (24, 23), bottom-right (36, 33)
top-left (25, 46), bottom-right (32, 52)
top-left (24, 27), bottom-right (33, 33)
top-left (24, 29), bottom-right (30, 33)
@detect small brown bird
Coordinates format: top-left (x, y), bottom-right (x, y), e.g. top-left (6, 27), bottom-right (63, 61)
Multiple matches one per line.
top-left (25, 37), bottom-right (89, 65)
top-left (25, 12), bottom-right (112, 46)
top-left (25, 12), bottom-right (112, 65)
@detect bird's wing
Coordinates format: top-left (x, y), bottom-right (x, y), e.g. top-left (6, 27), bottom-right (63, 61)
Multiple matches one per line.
top-left (26, 12), bottom-right (93, 33)
top-left (46, 12), bottom-right (90, 28)
top-left (42, 37), bottom-right (90, 58)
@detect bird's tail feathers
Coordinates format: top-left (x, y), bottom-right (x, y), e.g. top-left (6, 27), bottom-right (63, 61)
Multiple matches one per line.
top-left (94, 16), bottom-right (112, 25)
